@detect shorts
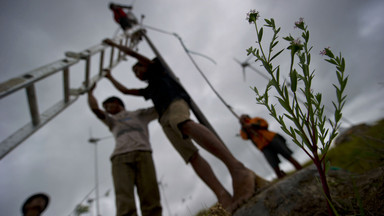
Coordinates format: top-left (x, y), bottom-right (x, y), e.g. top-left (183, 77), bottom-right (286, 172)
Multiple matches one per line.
top-left (261, 134), bottom-right (293, 168)
top-left (159, 99), bottom-right (198, 163)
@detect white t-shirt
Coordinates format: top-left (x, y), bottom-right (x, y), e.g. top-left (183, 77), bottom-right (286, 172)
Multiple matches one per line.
top-left (104, 107), bottom-right (158, 159)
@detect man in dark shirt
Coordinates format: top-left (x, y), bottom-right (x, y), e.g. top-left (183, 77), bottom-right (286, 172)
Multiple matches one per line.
top-left (102, 38), bottom-right (269, 212)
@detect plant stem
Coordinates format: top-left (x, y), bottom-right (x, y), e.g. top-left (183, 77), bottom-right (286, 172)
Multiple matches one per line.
top-left (313, 154), bottom-right (334, 216)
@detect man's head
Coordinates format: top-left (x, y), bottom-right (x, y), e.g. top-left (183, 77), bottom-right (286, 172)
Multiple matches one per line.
top-left (109, 3), bottom-right (116, 10)
top-left (132, 61), bottom-right (149, 80)
top-left (239, 114), bottom-right (251, 125)
top-left (22, 193), bottom-right (49, 216)
top-left (102, 96), bottom-right (125, 115)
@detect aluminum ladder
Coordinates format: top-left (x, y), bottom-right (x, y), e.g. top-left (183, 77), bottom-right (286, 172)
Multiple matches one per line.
top-left (0, 29), bottom-right (143, 160)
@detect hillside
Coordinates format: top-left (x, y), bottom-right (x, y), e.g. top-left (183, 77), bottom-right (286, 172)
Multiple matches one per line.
top-left (197, 118), bottom-right (384, 216)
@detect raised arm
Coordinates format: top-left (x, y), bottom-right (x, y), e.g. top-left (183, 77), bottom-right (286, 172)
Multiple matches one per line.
top-left (87, 84), bottom-right (107, 120)
top-left (103, 38), bottom-right (153, 67)
top-left (104, 69), bottom-right (143, 96)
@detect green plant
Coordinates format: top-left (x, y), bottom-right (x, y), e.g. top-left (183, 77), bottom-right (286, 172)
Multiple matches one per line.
top-left (246, 10), bottom-right (348, 216)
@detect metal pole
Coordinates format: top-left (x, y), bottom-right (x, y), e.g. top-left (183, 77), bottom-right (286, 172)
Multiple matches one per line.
top-left (94, 141), bottom-right (100, 216)
top-left (88, 136), bottom-right (112, 215)
top-left (88, 138), bottom-right (101, 216)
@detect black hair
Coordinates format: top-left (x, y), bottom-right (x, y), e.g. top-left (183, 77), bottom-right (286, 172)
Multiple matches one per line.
top-left (109, 3), bottom-right (115, 10)
top-left (132, 61), bottom-right (145, 70)
top-left (21, 193), bottom-right (49, 214)
top-left (102, 96), bottom-right (125, 108)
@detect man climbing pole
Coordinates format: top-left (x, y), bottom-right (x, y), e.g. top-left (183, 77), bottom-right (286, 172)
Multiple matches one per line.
top-left (239, 115), bottom-right (302, 179)
top-left (87, 84), bottom-right (162, 216)
top-left (101, 37), bottom-right (269, 213)
top-left (109, 2), bottom-right (138, 32)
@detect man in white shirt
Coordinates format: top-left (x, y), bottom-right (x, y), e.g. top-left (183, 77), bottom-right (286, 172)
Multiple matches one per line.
top-left (87, 84), bottom-right (162, 216)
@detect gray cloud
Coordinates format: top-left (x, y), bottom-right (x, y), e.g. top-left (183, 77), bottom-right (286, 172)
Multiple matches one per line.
top-left (1, 0), bottom-right (383, 216)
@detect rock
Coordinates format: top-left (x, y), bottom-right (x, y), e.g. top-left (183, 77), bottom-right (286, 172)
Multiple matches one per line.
top-left (233, 165), bottom-right (384, 216)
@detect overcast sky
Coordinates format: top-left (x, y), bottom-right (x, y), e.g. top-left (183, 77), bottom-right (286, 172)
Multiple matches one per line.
top-left (1, 0), bottom-right (383, 216)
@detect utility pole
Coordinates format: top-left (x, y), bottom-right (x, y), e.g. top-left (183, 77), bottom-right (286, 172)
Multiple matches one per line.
top-left (88, 137), bottom-right (100, 216)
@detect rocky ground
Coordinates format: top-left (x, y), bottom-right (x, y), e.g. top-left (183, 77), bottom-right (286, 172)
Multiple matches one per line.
top-left (233, 164), bottom-right (384, 216)
top-left (198, 119), bottom-right (384, 216)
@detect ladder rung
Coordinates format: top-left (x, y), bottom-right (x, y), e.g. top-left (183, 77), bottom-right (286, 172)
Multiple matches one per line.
top-left (25, 84), bottom-right (40, 126)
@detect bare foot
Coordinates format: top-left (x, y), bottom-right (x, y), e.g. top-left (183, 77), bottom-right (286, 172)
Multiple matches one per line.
top-left (218, 191), bottom-right (233, 212)
top-left (230, 169), bottom-right (269, 211)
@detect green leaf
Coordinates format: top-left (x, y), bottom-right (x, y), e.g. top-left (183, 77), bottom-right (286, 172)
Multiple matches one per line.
top-left (258, 27), bottom-right (264, 42)
top-left (325, 59), bottom-right (337, 65)
top-left (270, 49), bottom-right (284, 62)
top-left (246, 47), bottom-right (255, 56)
top-left (315, 93), bottom-right (322, 104)
top-left (271, 41), bottom-right (279, 48)
top-left (283, 35), bottom-right (294, 42)
top-left (278, 97), bottom-right (291, 111)
top-left (341, 58), bottom-right (345, 72)
top-left (325, 49), bottom-right (335, 58)
top-left (271, 18), bottom-right (275, 27)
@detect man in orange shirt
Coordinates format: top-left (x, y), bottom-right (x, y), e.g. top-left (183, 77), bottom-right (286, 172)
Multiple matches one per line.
top-left (239, 115), bottom-right (302, 179)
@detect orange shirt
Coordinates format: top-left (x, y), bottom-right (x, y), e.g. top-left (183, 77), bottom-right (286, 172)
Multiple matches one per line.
top-left (240, 117), bottom-right (276, 150)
